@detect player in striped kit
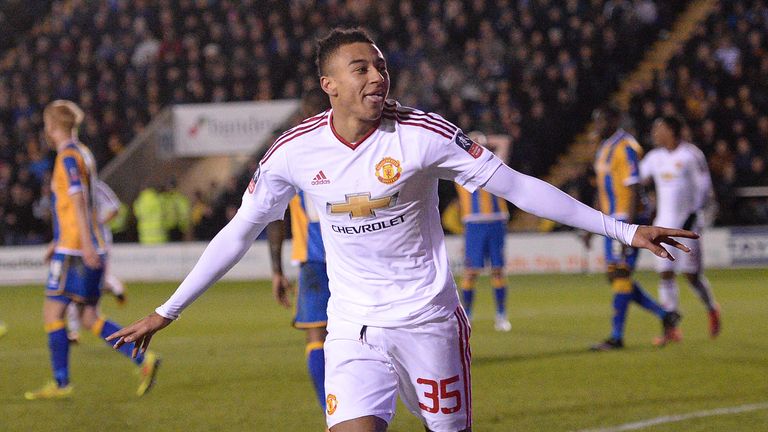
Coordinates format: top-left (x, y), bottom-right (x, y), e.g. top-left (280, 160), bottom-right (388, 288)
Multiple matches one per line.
top-left (109, 29), bottom-right (697, 431)
top-left (589, 107), bottom-right (680, 351)
top-left (455, 132), bottom-right (512, 331)
top-left (26, 100), bottom-right (159, 400)
top-left (640, 116), bottom-right (721, 344)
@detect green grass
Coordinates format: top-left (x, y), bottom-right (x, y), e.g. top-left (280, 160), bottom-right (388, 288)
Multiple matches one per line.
top-left (1, 269), bottom-right (766, 431)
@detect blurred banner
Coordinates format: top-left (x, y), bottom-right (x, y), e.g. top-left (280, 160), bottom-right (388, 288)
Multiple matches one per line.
top-left (727, 226), bottom-right (768, 266)
top-left (172, 99), bottom-right (299, 156)
top-left (0, 242), bottom-right (295, 286)
top-left (1, 227), bottom-right (765, 285)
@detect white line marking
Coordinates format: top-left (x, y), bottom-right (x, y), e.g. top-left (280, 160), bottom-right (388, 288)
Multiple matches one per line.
top-left (575, 402), bottom-right (768, 432)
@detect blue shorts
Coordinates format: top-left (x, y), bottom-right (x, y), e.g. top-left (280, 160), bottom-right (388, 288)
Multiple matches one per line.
top-left (46, 253), bottom-right (105, 305)
top-left (464, 221), bottom-right (506, 269)
top-left (603, 237), bottom-right (639, 269)
top-left (293, 261), bottom-right (330, 329)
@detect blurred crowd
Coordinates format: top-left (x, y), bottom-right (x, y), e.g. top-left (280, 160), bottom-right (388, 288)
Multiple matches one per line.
top-left (626, 0), bottom-right (768, 224)
top-left (0, 0), bottom-right (765, 245)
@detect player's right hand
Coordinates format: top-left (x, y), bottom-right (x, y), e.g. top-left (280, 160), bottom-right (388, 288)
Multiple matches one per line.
top-left (106, 312), bottom-right (173, 358)
top-left (272, 274), bottom-right (294, 309)
top-left (631, 225), bottom-right (699, 261)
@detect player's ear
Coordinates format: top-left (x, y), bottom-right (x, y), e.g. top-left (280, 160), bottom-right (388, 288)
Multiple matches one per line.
top-left (320, 76), bottom-right (338, 97)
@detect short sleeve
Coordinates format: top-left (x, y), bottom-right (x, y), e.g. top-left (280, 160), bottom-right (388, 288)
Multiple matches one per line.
top-left (95, 180), bottom-right (121, 213)
top-left (237, 147), bottom-right (297, 224)
top-left (428, 129), bottom-right (503, 193)
top-left (638, 150), bottom-right (653, 182)
top-left (62, 156), bottom-right (83, 194)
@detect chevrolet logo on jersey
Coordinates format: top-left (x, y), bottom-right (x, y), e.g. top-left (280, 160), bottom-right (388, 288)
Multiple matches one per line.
top-left (327, 192), bottom-right (399, 218)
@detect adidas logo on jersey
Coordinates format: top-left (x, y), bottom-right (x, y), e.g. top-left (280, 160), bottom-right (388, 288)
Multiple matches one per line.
top-left (311, 170), bottom-right (331, 185)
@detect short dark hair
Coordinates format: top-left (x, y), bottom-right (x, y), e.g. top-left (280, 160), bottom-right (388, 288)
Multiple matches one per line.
top-left (315, 27), bottom-right (375, 77)
top-left (658, 115), bottom-right (684, 139)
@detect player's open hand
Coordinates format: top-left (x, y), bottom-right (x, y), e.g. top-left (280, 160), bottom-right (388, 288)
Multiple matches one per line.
top-left (106, 312), bottom-right (172, 358)
top-left (631, 225), bottom-right (699, 261)
top-left (272, 274), bottom-right (294, 309)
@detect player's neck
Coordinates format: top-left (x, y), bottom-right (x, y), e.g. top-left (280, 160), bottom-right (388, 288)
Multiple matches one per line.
top-left (53, 134), bottom-right (74, 151)
top-left (330, 111), bottom-right (379, 144)
top-left (602, 128), bottom-right (619, 141)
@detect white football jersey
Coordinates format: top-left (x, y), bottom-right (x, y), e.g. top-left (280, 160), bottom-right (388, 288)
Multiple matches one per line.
top-left (94, 179), bottom-right (121, 245)
top-left (639, 141), bottom-right (712, 228)
top-left (239, 100), bottom-right (502, 326)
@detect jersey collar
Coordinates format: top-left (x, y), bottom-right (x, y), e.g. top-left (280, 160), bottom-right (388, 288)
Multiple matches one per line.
top-left (329, 111), bottom-right (381, 150)
top-left (603, 128), bottom-right (626, 148)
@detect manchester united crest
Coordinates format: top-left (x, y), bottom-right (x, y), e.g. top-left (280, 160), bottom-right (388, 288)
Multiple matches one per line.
top-left (326, 394), bottom-right (338, 415)
top-left (375, 157), bottom-right (402, 184)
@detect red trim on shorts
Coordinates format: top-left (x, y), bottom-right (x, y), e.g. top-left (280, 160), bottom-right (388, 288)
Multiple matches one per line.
top-left (454, 307), bottom-right (472, 428)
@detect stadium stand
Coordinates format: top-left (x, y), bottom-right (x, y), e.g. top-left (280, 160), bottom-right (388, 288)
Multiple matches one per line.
top-left (626, 0), bottom-right (768, 224)
top-left (2, 0), bottom-right (765, 245)
top-left (514, 0), bottom-right (768, 230)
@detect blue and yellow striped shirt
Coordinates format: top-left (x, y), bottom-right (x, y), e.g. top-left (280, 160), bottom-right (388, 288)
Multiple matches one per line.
top-left (289, 191), bottom-right (326, 263)
top-left (455, 186), bottom-right (509, 223)
top-left (51, 141), bottom-right (105, 255)
top-left (594, 129), bottom-right (643, 219)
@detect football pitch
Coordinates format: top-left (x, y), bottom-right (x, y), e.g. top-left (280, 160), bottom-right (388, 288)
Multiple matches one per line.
top-left (1, 268), bottom-right (766, 431)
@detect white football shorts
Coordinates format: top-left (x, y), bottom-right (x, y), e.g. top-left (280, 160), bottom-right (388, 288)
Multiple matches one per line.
top-left (324, 307), bottom-right (472, 431)
top-left (655, 235), bottom-right (702, 274)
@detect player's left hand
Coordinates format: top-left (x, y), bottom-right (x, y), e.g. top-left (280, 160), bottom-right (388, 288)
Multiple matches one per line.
top-left (272, 274), bottom-right (294, 309)
top-left (106, 312), bottom-right (172, 358)
top-left (631, 226), bottom-right (699, 261)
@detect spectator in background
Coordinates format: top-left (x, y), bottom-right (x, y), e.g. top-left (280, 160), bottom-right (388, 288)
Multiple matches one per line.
top-left (133, 184), bottom-right (167, 245)
top-left (626, 0), bottom-right (768, 225)
top-left (4, 182), bottom-right (43, 244)
top-left (714, 35), bottom-right (741, 75)
top-left (6, 0), bottom-right (738, 239)
top-left (734, 137), bottom-right (755, 185)
top-left (709, 140), bottom-right (735, 182)
top-left (744, 155), bottom-right (768, 186)
top-left (161, 179), bottom-right (191, 242)
top-left (190, 189), bottom-right (214, 241)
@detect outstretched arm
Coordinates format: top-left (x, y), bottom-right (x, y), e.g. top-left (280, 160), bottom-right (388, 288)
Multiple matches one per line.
top-left (482, 164), bottom-right (697, 260)
top-left (107, 214), bottom-right (267, 357)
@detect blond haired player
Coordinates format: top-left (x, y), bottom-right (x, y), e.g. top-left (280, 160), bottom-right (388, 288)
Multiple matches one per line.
top-left (25, 100), bottom-right (159, 400)
top-left (109, 28), bottom-right (697, 432)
